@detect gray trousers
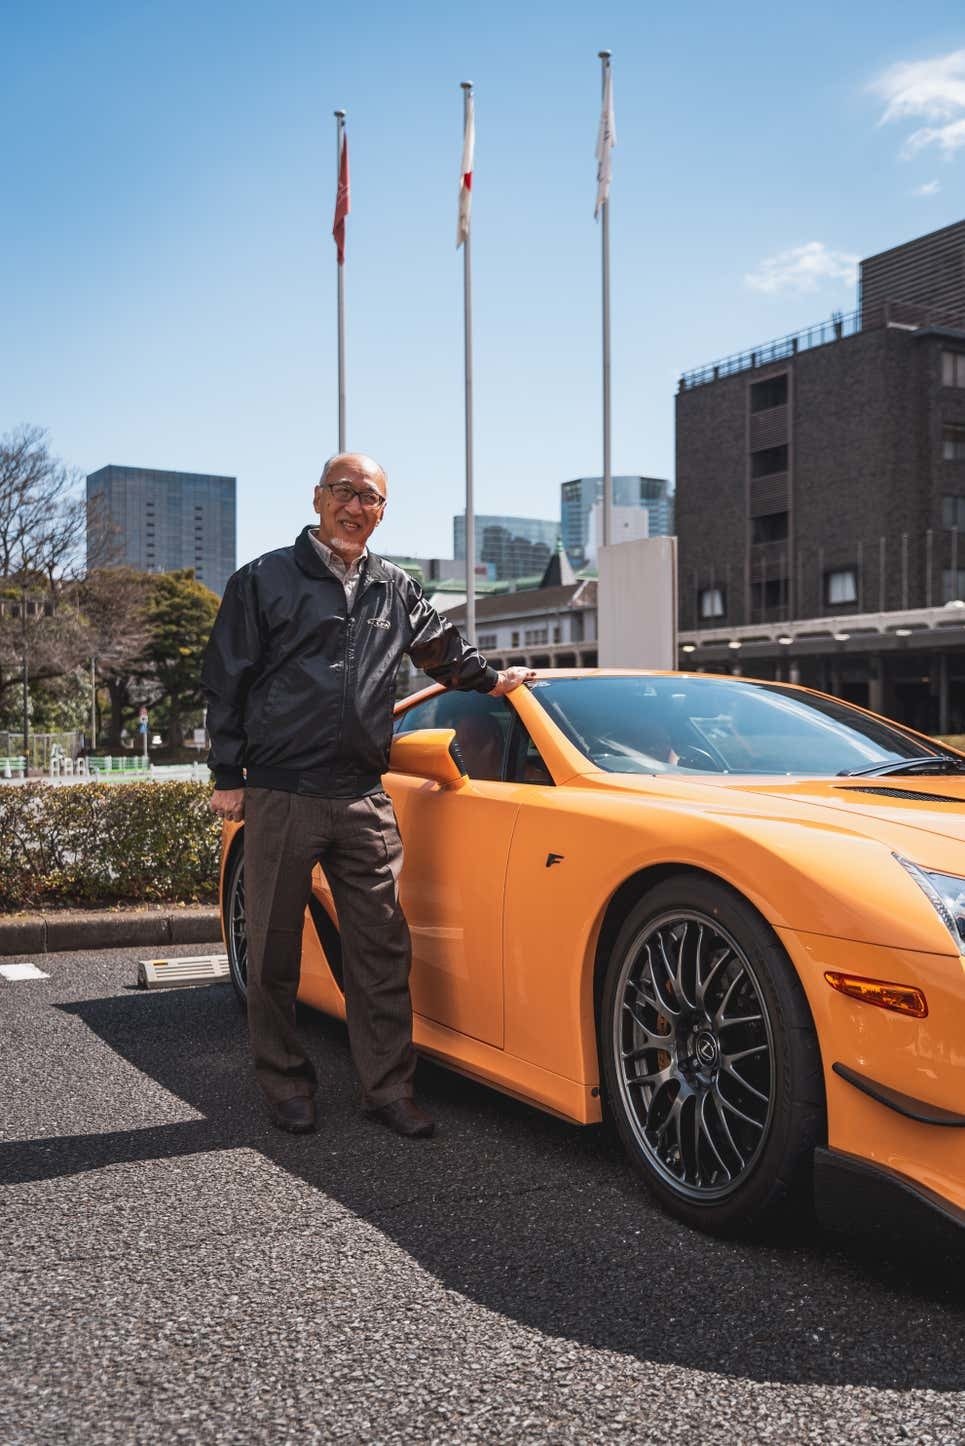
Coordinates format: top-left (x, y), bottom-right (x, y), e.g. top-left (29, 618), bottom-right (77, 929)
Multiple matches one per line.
top-left (243, 787), bottom-right (416, 1110)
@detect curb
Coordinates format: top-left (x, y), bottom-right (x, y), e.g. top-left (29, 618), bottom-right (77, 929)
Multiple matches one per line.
top-left (0, 907), bottom-right (222, 957)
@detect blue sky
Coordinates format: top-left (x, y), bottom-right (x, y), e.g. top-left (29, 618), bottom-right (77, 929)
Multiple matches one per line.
top-left (2, 1), bottom-right (964, 564)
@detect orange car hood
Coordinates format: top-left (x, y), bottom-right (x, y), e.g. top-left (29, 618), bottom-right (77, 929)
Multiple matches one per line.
top-left (577, 769), bottom-right (965, 861)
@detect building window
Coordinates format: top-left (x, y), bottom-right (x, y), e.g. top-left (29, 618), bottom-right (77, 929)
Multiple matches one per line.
top-left (511, 631), bottom-right (520, 647)
top-left (699, 587), bottom-right (725, 619)
top-left (944, 569), bottom-right (965, 602)
top-left (825, 568), bottom-right (857, 606)
top-left (942, 351), bottom-right (965, 388)
top-left (477, 633), bottom-right (497, 649)
top-left (749, 375), bottom-right (788, 412)
top-left (943, 495), bottom-right (965, 529)
top-left (524, 627), bottom-right (548, 645)
top-left (751, 512), bottom-right (788, 544)
top-left (944, 426), bottom-right (965, 461)
top-left (750, 444), bottom-right (789, 479)
top-left (750, 578), bottom-right (788, 612)
top-left (552, 625), bottom-right (561, 643)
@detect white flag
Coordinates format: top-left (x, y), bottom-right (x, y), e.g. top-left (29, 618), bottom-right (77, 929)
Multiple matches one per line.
top-left (594, 65), bottom-right (616, 218)
top-left (457, 90), bottom-right (475, 247)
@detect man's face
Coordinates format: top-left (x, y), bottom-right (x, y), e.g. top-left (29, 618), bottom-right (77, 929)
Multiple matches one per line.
top-left (313, 454), bottom-right (386, 560)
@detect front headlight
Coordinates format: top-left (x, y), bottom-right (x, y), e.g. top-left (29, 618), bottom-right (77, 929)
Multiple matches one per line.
top-left (896, 856), bottom-right (965, 952)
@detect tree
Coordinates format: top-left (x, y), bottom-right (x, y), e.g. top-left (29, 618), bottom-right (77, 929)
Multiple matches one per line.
top-left (143, 570), bottom-right (220, 747)
top-left (0, 427), bottom-right (93, 749)
top-left (0, 425), bottom-right (85, 585)
top-left (78, 567), bottom-right (153, 749)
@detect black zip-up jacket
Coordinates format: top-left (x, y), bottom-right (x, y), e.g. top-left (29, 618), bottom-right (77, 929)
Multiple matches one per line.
top-left (201, 525), bottom-right (499, 795)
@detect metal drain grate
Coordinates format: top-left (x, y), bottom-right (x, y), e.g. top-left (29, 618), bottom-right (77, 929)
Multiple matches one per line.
top-left (835, 785), bottom-right (961, 804)
top-left (137, 954), bottom-right (229, 989)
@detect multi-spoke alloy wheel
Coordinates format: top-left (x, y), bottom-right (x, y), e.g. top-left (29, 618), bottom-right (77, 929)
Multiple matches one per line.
top-left (600, 875), bottom-right (825, 1235)
top-left (614, 911), bottom-right (773, 1200)
top-left (224, 845), bottom-right (248, 1005)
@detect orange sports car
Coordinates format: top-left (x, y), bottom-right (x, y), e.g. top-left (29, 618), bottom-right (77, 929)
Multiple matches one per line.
top-left (220, 670), bottom-right (965, 1240)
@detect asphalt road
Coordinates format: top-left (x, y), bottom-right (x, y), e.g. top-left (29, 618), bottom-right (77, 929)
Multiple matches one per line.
top-left (1, 944), bottom-right (963, 1445)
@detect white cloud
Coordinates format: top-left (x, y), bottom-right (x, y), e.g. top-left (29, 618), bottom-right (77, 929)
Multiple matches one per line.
top-left (870, 50), bottom-right (965, 157)
top-left (903, 118), bottom-right (965, 158)
top-left (913, 179), bottom-right (941, 196)
top-left (744, 242), bottom-right (859, 296)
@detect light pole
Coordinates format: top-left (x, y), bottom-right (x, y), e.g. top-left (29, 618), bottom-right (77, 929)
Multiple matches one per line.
top-left (20, 583), bottom-right (29, 767)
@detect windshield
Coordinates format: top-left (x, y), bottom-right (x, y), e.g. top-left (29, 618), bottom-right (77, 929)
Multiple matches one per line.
top-left (531, 675), bottom-right (952, 777)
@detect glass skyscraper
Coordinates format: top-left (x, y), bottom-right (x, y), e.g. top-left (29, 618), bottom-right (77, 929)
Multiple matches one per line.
top-left (86, 465), bottom-right (237, 596)
top-left (560, 476), bottom-right (673, 566)
top-left (453, 513), bottom-right (559, 580)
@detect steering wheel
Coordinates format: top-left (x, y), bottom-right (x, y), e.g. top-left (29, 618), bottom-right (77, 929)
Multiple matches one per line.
top-left (675, 746), bottom-right (722, 772)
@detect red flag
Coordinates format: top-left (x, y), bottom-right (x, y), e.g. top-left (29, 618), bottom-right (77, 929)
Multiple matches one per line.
top-left (333, 131), bottom-right (350, 265)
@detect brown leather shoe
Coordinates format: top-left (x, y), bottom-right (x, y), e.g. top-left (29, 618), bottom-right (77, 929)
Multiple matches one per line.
top-left (367, 1097), bottom-right (435, 1138)
top-left (268, 1095), bottom-right (316, 1134)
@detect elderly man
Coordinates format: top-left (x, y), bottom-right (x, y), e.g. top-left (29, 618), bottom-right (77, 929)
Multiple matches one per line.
top-left (202, 454), bottom-right (532, 1139)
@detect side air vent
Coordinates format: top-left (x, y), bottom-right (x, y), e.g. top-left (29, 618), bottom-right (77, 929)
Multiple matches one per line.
top-left (835, 786), bottom-right (962, 804)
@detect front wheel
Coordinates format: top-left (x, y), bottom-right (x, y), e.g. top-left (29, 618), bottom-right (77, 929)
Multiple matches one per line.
top-left (223, 840), bottom-right (248, 1006)
top-left (599, 874), bottom-right (825, 1236)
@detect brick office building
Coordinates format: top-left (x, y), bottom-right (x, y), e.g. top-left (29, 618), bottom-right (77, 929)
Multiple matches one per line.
top-left (675, 220), bottom-right (965, 733)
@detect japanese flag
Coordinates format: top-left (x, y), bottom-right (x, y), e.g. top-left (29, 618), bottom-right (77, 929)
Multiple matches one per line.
top-left (457, 91), bottom-right (475, 248)
top-left (595, 66), bottom-right (616, 218)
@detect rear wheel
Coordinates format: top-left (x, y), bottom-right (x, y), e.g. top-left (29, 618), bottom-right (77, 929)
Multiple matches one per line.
top-left (599, 874), bottom-right (825, 1235)
top-left (223, 841), bottom-right (248, 1006)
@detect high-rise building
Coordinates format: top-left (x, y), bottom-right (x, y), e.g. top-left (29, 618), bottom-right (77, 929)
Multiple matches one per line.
top-left (675, 218), bottom-right (965, 732)
top-left (86, 465), bottom-right (237, 595)
top-left (560, 476), bottom-right (673, 566)
top-left (453, 514), bottom-right (559, 580)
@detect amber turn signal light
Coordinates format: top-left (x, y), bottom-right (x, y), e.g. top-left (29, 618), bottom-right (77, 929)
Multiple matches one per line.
top-left (824, 971), bottom-right (928, 1018)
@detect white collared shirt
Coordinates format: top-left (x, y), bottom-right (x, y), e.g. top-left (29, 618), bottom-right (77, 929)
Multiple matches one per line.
top-left (309, 530), bottom-right (367, 611)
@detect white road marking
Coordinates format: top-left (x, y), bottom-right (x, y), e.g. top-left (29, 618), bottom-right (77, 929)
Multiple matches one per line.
top-left (0, 962), bottom-right (50, 981)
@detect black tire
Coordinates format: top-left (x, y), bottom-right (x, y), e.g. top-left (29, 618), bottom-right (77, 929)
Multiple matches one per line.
top-left (599, 873), bottom-right (825, 1236)
top-left (222, 838), bottom-right (248, 1007)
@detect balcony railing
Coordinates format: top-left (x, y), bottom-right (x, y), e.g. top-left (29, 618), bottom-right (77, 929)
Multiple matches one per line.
top-left (678, 301), bottom-right (959, 392)
top-left (679, 311), bottom-right (860, 391)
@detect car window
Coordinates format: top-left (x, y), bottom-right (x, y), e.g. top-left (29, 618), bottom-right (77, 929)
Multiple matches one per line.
top-left (394, 690), bottom-right (511, 781)
top-left (506, 717), bottom-right (555, 786)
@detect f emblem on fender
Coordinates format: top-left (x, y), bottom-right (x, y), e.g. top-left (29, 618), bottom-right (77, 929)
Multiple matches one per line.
top-left (545, 853), bottom-right (565, 868)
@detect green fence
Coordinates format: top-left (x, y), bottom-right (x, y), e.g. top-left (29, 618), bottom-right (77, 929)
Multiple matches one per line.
top-left (86, 755), bottom-right (150, 774)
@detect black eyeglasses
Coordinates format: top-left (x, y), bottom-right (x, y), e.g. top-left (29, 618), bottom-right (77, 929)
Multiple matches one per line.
top-left (322, 480), bottom-right (387, 512)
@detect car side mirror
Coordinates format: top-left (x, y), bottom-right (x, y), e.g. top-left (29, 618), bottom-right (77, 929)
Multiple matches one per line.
top-left (388, 728), bottom-right (468, 789)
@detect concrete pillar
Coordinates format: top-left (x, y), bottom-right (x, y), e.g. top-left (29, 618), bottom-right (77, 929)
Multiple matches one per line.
top-left (939, 652), bottom-right (950, 736)
top-left (867, 656), bottom-right (884, 716)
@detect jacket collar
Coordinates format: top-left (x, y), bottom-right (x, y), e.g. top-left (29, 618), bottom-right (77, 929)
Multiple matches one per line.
top-left (293, 525), bottom-right (388, 586)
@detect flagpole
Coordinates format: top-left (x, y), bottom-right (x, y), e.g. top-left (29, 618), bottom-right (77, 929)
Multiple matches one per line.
top-left (598, 51), bottom-right (612, 551)
top-left (334, 109), bottom-right (347, 451)
top-left (461, 80), bottom-right (476, 644)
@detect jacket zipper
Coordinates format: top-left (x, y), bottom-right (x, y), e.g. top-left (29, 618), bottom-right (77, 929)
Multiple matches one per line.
top-left (334, 574), bottom-right (385, 771)
top-left (335, 612), bottom-right (353, 751)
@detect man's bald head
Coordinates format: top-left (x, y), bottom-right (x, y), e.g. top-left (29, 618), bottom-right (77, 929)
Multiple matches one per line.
top-left (319, 453), bottom-right (388, 496)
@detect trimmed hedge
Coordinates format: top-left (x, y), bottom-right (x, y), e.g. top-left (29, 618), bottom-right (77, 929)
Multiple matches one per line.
top-left (0, 781), bottom-right (221, 911)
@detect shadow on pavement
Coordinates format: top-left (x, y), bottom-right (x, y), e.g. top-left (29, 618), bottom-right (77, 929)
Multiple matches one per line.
top-left (2, 984), bottom-right (963, 1392)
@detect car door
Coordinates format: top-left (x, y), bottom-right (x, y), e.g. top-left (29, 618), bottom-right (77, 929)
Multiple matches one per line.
top-left (386, 689), bottom-right (521, 1047)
